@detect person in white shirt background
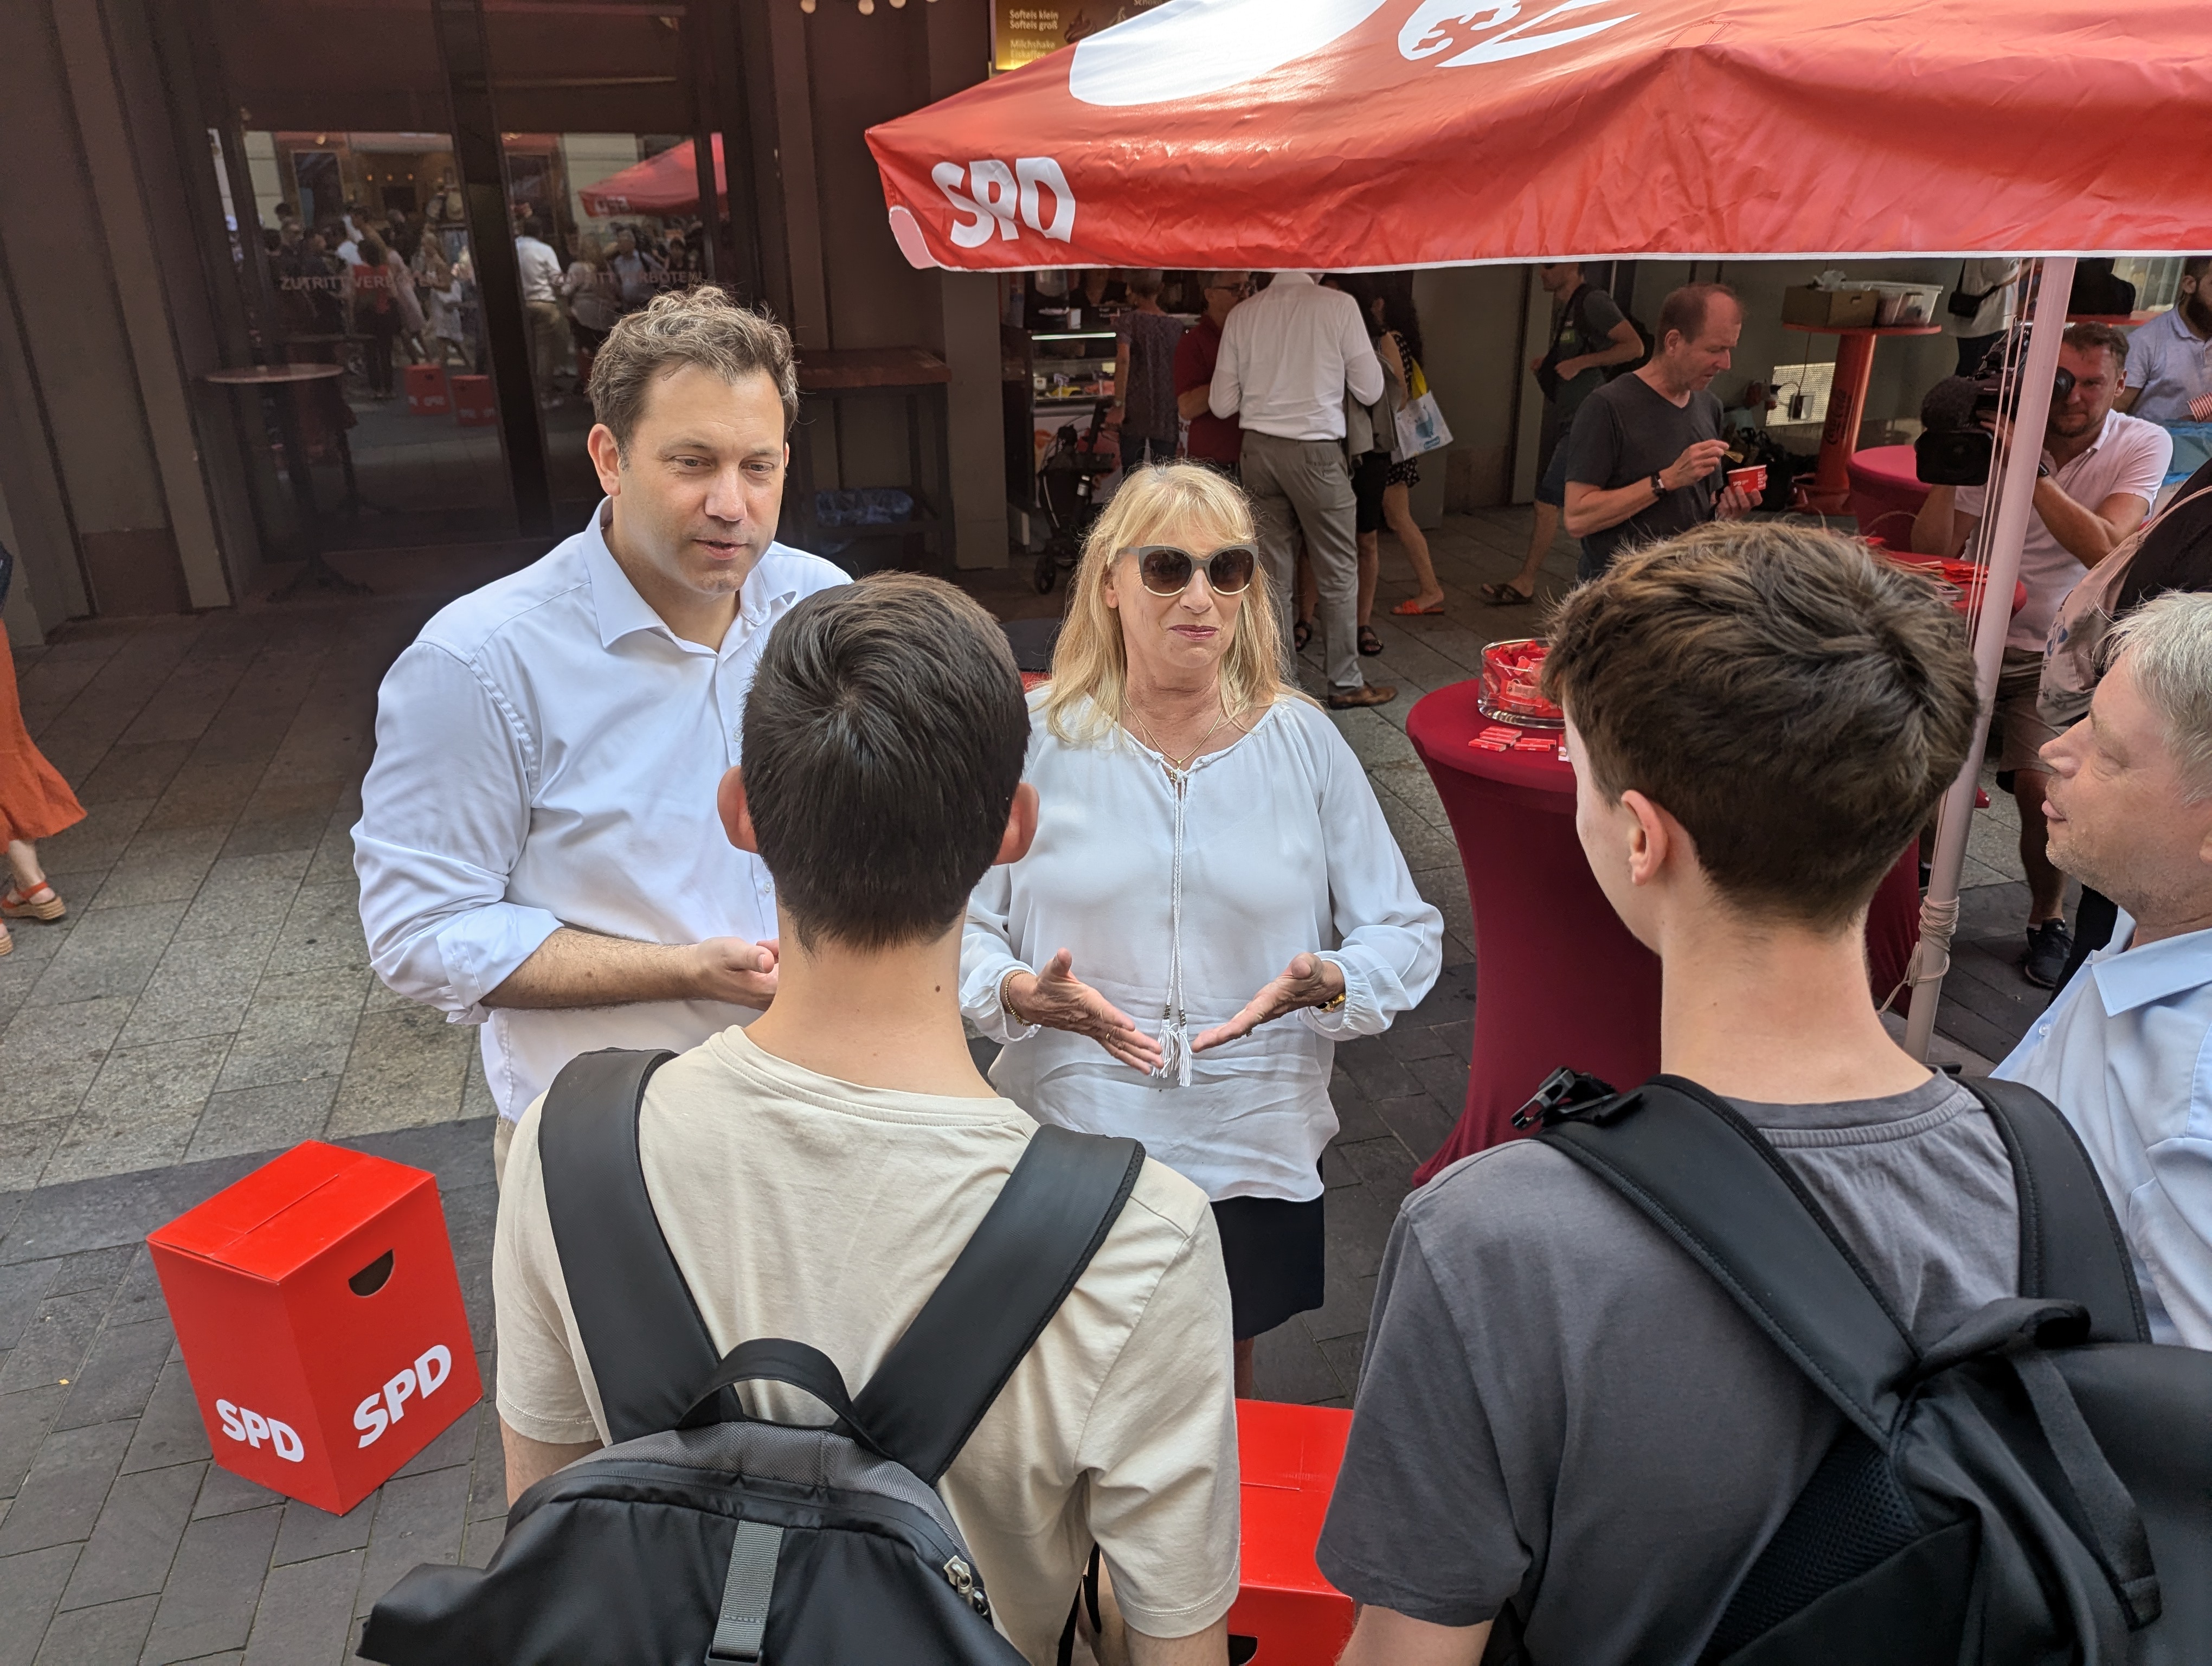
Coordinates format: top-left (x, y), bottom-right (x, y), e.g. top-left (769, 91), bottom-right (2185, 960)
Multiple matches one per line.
top-left (355, 288), bottom-right (846, 1183)
top-left (1995, 592), bottom-right (2212, 1349)
top-left (1208, 272), bottom-right (1395, 710)
top-left (1912, 322), bottom-right (2173, 988)
top-left (964, 463), bottom-right (1442, 1395)
top-left (512, 215), bottom-right (571, 408)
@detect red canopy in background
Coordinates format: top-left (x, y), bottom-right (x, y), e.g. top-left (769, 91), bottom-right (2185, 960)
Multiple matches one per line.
top-left (867, 0), bottom-right (2212, 272)
top-left (578, 134), bottom-right (725, 218)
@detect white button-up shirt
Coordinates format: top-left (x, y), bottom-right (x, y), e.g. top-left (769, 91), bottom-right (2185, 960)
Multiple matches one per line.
top-left (1995, 912), bottom-right (2212, 1348)
top-left (962, 695), bottom-right (1443, 1203)
top-left (513, 235), bottom-right (564, 305)
top-left (1208, 272), bottom-right (1386, 444)
top-left (353, 504), bottom-right (847, 1120)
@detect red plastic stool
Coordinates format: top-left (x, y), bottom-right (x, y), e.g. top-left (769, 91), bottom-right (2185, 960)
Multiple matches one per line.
top-left (148, 1142), bottom-right (481, 1515)
top-left (404, 363), bottom-right (450, 416)
top-left (1227, 1401), bottom-right (1355, 1663)
top-left (451, 374), bottom-right (497, 426)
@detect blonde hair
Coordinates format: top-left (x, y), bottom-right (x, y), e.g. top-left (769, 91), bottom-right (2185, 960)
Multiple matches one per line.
top-left (1040, 463), bottom-right (1309, 744)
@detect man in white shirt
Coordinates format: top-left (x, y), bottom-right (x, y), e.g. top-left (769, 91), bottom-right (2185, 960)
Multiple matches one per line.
top-left (1995, 592), bottom-right (2212, 1348)
top-left (1913, 323), bottom-right (2173, 986)
top-left (355, 287), bottom-right (846, 1181)
top-left (494, 575), bottom-right (1238, 1664)
top-left (1208, 272), bottom-right (1392, 709)
top-left (513, 215), bottom-right (571, 407)
top-left (2115, 256), bottom-right (2212, 428)
top-left (1941, 257), bottom-right (2021, 376)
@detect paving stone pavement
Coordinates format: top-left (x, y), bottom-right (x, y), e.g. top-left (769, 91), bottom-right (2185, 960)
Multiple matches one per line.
top-left (0, 509), bottom-right (2045, 1660)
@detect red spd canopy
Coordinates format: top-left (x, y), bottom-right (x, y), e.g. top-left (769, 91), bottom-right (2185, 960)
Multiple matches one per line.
top-left (578, 136), bottom-right (725, 219)
top-left (867, 0), bottom-right (2212, 271)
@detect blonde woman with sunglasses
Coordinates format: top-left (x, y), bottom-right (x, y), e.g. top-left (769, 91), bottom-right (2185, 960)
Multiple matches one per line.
top-left (963, 463), bottom-right (1443, 1394)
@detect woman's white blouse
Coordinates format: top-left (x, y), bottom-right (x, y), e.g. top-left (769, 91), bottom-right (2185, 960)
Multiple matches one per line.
top-left (962, 694), bottom-right (1445, 1202)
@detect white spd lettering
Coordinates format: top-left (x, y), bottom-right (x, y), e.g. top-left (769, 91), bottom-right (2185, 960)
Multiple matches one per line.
top-left (931, 158), bottom-right (1075, 249)
top-left (355, 1343), bottom-right (455, 1449)
top-left (213, 1398), bottom-right (306, 1463)
top-left (1398, 0), bottom-right (1637, 68)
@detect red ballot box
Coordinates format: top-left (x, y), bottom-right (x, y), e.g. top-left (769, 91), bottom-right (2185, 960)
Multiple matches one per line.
top-left (451, 374), bottom-right (497, 426)
top-left (403, 363), bottom-right (449, 416)
top-left (1229, 1401), bottom-right (1355, 1664)
top-left (148, 1142), bottom-right (481, 1515)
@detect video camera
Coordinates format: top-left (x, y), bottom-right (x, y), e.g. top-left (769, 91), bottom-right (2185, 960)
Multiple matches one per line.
top-left (1914, 332), bottom-right (2075, 488)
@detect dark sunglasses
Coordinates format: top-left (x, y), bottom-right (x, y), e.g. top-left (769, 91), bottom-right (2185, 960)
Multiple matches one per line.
top-left (1126, 543), bottom-right (1258, 598)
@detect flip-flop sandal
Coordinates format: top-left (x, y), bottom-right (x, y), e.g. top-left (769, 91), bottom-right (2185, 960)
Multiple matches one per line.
top-left (0, 881), bottom-right (63, 922)
top-left (1478, 583), bottom-right (1534, 607)
top-left (1391, 597), bottom-right (1448, 617)
top-left (1293, 619), bottom-right (1314, 652)
top-left (1358, 626), bottom-right (1385, 657)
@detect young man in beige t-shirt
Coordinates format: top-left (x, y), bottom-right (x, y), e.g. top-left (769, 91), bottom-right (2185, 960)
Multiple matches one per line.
top-left (492, 574), bottom-right (1239, 1665)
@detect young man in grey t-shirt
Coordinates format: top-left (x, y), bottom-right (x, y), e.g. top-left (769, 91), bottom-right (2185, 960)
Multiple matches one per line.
top-left (1319, 523), bottom-right (2005, 1666)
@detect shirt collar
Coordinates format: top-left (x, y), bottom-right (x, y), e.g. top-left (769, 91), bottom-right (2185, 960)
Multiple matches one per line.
top-left (1268, 272), bottom-right (1318, 292)
top-left (2090, 911), bottom-right (2212, 1015)
top-left (582, 501), bottom-right (805, 655)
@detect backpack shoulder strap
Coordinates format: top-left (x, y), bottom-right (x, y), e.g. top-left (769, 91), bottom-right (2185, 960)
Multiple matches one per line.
top-left (538, 1047), bottom-right (730, 1444)
top-left (854, 1124), bottom-right (1146, 1484)
top-left (1538, 1076), bottom-right (1919, 1446)
top-left (1964, 1077), bottom-right (2148, 1343)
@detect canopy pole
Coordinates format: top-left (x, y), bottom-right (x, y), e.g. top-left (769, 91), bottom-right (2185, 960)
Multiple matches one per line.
top-left (1903, 255), bottom-right (2076, 1062)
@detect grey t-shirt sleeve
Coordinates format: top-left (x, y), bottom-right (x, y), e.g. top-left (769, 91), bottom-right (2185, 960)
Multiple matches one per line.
top-left (1562, 385), bottom-right (1623, 489)
top-left (1580, 286), bottom-right (1627, 338)
top-left (1315, 1213), bottom-right (1527, 1627)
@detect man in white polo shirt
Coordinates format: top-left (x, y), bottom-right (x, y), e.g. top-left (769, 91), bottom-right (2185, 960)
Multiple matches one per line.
top-left (355, 288), bottom-right (846, 1180)
top-left (1913, 322), bottom-right (2171, 987)
top-left (1209, 272), bottom-right (1393, 709)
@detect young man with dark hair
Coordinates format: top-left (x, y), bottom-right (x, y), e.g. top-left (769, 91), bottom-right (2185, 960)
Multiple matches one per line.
top-left (492, 574), bottom-right (1239, 1666)
top-left (1560, 281), bottom-right (1757, 581)
top-left (1912, 321), bottom-right (2172, 985)
top-left (2116, 255), bottom-right (2212, 426)
top-left (1485, 261), bottom-right (1643, 606)
top-left (1318, 523), bottom-right (1995, 1665)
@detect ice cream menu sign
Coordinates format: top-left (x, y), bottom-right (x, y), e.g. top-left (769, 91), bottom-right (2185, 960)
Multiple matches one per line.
top-left (992, 1), bottom-right (1167, 72)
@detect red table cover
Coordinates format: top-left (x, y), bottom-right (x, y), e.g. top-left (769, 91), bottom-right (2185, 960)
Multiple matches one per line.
top-left (1407, 682), bottom-right (1924, 1184)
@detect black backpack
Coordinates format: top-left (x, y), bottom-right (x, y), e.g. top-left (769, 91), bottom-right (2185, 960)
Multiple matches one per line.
top-left (1487, 1073), bottom-right (2212, 1666)
top-left (359, 1049), bottom-right (1146, 1665)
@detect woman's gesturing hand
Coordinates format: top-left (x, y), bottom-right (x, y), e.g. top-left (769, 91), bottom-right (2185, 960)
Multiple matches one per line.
top-left (1006, 949), bottom-right (1165, 1074)
top-left (1190, 953), bottom-right (1346, 1053)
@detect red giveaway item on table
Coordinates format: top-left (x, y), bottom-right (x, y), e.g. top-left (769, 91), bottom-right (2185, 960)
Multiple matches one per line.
top-left (147, 1142), bottom-right (481, 1515)
top-left (1478, 638), bottom-right (1564, 729)
top-left (1226, 1401), bottom-right (1354, 1664)
top-left (451, 374), bottom-right (497, 426)
top-left (1513, 733), bottom-right (1557, 752)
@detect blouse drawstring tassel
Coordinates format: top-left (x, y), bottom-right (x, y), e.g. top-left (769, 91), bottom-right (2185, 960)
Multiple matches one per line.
top-left (1158, 768), bottom-right (1194, 1087)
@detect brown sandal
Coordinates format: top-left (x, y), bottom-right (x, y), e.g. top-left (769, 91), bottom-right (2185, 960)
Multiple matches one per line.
top-left (1, 881), bottom-right (65, 922)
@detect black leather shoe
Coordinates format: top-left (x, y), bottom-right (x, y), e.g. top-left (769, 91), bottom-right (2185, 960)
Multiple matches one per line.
top-left (2022, 920), bottom-right (2073, 989)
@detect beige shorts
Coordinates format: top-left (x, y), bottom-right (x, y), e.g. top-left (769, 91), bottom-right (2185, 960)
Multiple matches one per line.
top-left (1994, 645), bottom-right (2061, 776)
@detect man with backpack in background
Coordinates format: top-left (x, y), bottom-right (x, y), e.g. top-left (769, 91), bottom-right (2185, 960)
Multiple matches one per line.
top-left (1319, 523), bottom-right (2053, 1661)
top-left (485, 575), bottom-right (1238, 1665)
top-left (1995, 591), bottom-right (2212, 1350)
top-left (1483, 261), bottom-right (1645, 607)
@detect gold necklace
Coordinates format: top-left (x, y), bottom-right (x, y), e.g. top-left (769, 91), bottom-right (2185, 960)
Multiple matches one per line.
top-left (1127, 697), bottom-right (1233, 775)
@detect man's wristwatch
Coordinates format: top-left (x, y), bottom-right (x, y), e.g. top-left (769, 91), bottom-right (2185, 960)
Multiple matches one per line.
top-left (1650, 471), bottom-right (1667, 498)
top-left (2036, 460), bottom-right (2052, 479)
top-left (1317, 983), bottom-right (1348, 1013)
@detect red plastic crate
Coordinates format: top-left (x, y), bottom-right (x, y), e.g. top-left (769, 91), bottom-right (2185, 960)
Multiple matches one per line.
top-left (147, 1142), bottom-right (481, 1515)
top-left (1229, 1401), bottom-right (1355, 1664)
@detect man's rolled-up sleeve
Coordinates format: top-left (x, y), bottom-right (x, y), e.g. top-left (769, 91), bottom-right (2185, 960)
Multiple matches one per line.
top-left (352, 642), bottom-right (561, 1023)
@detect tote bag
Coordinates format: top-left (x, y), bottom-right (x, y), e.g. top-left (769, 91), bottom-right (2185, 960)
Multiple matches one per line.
top-left (1393, 358), bottom-right (1453, 457)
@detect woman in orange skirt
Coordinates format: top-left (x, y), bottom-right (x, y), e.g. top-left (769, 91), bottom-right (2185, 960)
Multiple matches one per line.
top-left (0, 626), bottom-right (82, 956)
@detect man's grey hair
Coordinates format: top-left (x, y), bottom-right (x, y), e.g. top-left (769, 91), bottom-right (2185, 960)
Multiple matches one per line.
top-left (587, 286), bottom-right (798, 451)
top-left (2107, 591), bottom-right (2212, 800)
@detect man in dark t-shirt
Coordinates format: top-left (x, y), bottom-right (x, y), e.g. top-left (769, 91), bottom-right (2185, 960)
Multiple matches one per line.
top-left (1319, 524), bottom-right (2007, 1666)
top-left (1563, 281), bottom-right (1757, 580)
top-left (1173, 271), bottom-right (1249, 472)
